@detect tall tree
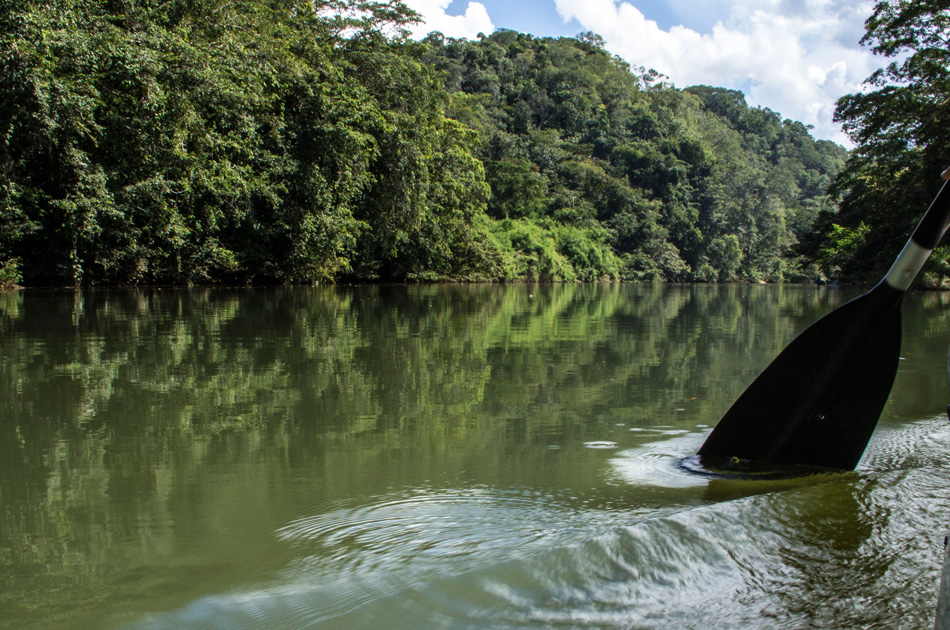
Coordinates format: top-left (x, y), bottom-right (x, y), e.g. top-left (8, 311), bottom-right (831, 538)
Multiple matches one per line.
top-left (0, 2), bottom-right (847, 286)
top-left (799, 1), bottom-right (950, 283)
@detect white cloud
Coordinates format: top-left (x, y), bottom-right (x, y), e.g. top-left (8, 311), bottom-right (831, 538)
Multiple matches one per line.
top-left (403, 0), bottom-right (494, 40)
top-left (554, 0), bottom-right (878, 145)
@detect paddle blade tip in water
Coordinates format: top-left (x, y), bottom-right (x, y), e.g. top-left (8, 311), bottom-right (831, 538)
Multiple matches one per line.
top-left (678, 454), bottom-right (837, 481)
top-left (697, 282), bottom-right (904, 471)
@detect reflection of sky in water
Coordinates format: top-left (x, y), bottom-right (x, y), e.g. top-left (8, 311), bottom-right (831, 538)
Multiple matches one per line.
top-left (608, 431), bottom-right (710, 489)
top-left (123, 487), bottom-right (654, 628)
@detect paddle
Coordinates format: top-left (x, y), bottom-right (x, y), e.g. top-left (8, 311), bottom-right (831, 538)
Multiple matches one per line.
top-left (698, 170), bottom-right (950, 471)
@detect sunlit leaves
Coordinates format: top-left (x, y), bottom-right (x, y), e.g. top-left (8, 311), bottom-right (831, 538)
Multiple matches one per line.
top-left (0, 0), bottom-right (492, 285)
top-left (424, 34), bottom-right (846, 282)
top-left (0, 0), bottom-right (847, 286)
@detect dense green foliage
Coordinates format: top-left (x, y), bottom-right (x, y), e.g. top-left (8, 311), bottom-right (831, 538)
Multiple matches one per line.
top-left (0, 0), bottom-right (497, 285)
top-left (424, 31), bottom-right (848, 282)
top-left (799, 1), bottom-right (950, 284)
top-left (0, 0), bottom-right (846, 286)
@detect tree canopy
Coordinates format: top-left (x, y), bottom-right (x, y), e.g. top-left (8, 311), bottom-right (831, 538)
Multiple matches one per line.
top-left (424, 31), bottom-right (847, 282)
top-left (0, 0), bottom-right (847, 286)
top-left (798, 0), bottom-right (950, 285)
top-left (0, 0), bottom-right (499, 285)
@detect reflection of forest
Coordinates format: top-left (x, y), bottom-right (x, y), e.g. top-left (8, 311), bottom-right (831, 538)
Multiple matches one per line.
top-left (2, 285), bottom-right (950, 625)
top-left (0, 284), bottom-right (865, 439)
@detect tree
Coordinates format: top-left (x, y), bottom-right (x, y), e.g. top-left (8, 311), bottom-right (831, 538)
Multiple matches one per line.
top-left (799, 1), bottom-right (950, 283)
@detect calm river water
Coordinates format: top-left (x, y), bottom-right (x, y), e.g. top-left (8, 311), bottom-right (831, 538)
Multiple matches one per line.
top-left (2, 284), bottom-right (950, 629)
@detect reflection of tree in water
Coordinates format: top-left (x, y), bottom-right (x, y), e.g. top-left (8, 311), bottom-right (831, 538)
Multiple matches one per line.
top-left (0, 284), bottom-right (867, 445)
top-left (2, 285), bottom-right (949, 627)
top-left (0, 284), bottom-right (879, 529)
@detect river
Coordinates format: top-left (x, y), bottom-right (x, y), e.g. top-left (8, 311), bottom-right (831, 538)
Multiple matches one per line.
top-left (1, 284), bottom-right (949, 629)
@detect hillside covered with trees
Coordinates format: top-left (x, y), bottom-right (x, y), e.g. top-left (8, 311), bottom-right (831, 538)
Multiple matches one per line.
top-left (0, 0), bottom-right (849, 287)
top-left (423, 30), bottom-right (848, 282)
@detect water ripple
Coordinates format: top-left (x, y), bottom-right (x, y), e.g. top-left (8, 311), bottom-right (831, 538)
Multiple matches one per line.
top-left (123, 418), bottom-right (950, 629)
top-left (276, 489), bottom-right (565, 570)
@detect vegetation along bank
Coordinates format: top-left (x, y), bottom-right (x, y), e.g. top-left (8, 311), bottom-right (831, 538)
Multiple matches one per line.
top-left (1, 0), bottom-right (947, 287)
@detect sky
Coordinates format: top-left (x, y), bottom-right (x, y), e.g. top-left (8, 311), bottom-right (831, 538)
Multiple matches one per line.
top-left (402, 0), bottom-right (882, 147)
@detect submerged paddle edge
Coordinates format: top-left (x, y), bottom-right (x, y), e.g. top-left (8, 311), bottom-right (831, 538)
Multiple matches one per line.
top-left (677, 454), bottom-right (839, 481)
top-left (697, 282), bottom-right (903, 470)
top-left (698, 178), bottom-right (950, 471)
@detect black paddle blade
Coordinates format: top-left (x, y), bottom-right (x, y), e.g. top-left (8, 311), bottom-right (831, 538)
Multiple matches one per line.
top-left (697, 282), bottom-right (904, 471)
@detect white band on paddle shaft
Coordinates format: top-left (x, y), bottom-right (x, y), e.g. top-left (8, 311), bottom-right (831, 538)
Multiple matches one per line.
top-left (883, 240), bottom-right (932, 291)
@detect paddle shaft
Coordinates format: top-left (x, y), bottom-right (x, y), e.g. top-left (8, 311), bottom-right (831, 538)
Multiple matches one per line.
top-left (883, 180), bottom-right (950, 291)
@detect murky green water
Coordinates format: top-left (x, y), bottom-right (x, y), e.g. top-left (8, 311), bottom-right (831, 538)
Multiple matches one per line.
top-left (2, 284), bottom-right (950, 629)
